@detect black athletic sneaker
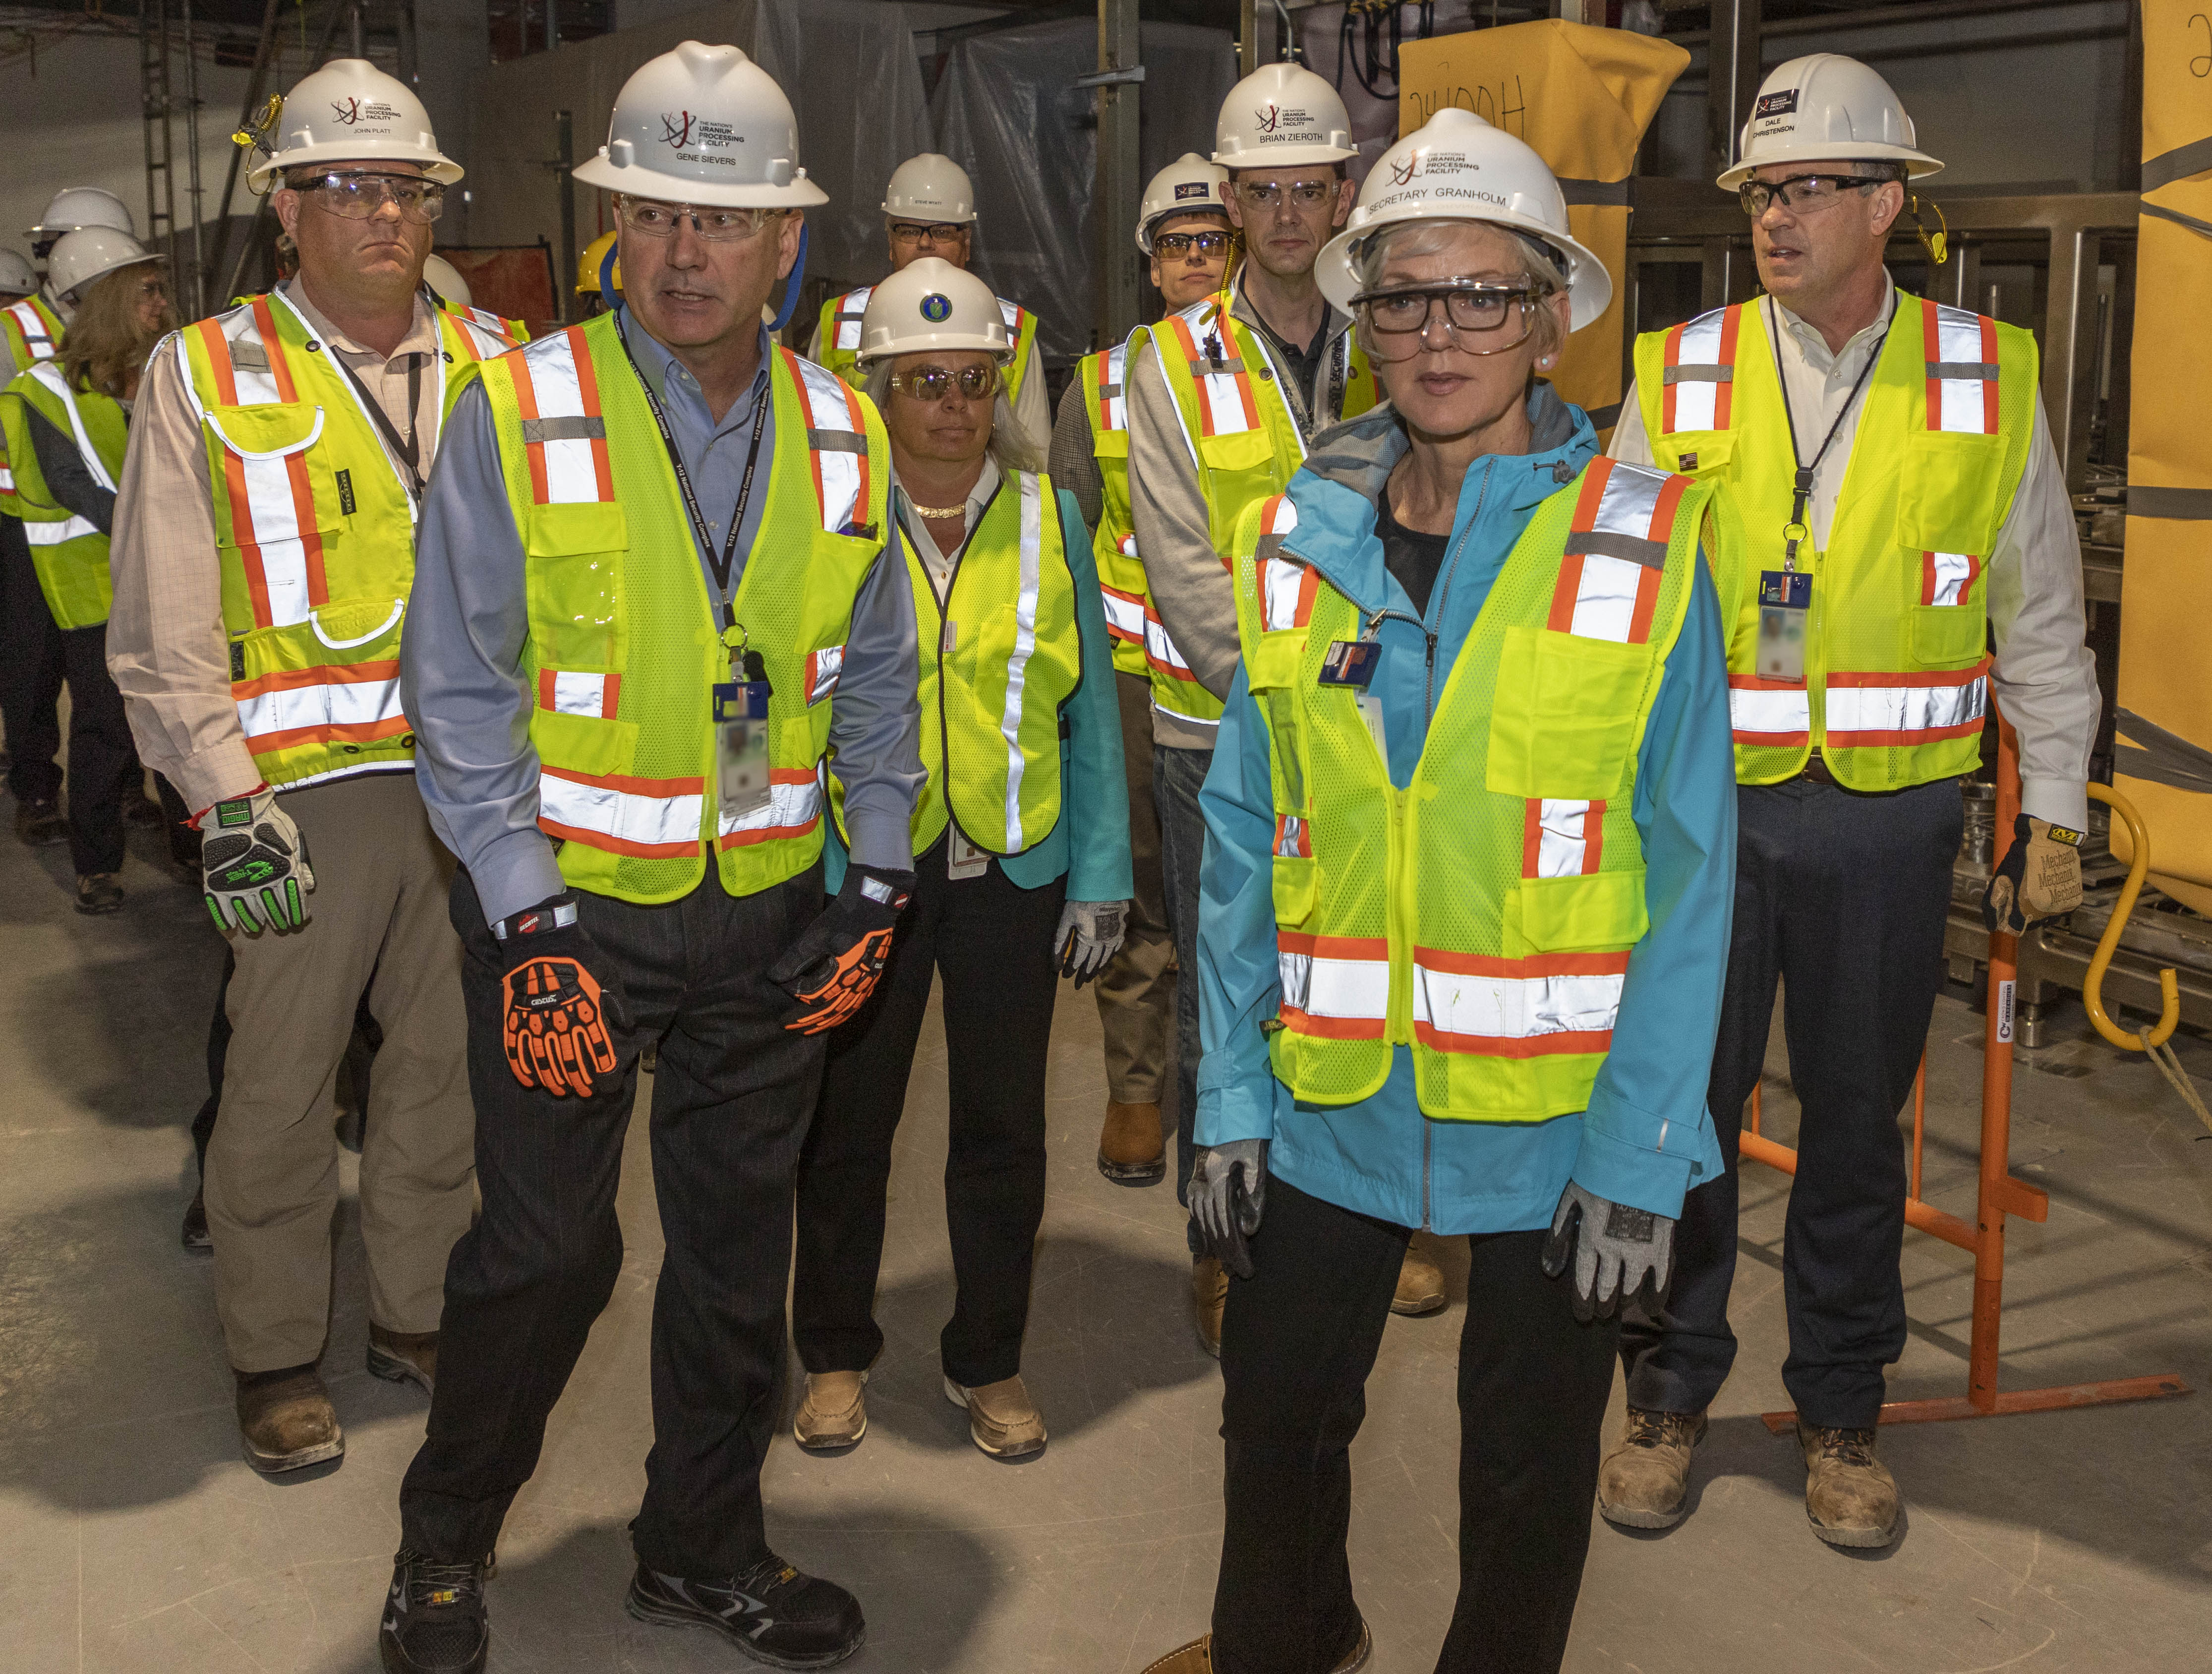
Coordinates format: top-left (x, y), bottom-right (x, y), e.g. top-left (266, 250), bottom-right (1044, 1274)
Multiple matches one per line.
top-left (378, 1551), bottom-right (489, 1674)
top-left (626, 1554), bottom-right (865, 1669)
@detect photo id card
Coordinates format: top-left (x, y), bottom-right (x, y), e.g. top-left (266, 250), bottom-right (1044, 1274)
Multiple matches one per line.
top-left (1318, 639), bottom-right (1382, 690)
top-left (713, 679), bottom-right (774, 822)
top-left (1755, 570), bottom-right (1811, 684)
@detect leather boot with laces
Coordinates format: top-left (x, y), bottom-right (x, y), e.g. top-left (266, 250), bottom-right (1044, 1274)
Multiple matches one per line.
top-left (1596, 1406), bottom-right (1707, 1529)
top-left (1799, 1420), bottom-right (1901, 1548)
top-left (626, 1553), bottom-right (865, 1668)
top-left (378, 1551), bottom-right (489, 1674)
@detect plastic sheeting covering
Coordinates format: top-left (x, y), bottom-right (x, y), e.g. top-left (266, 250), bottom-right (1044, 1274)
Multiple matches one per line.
top-left (931, 19), bottom-right (1237, 367)
top-left (1301, 2), bottom-right (1481, 185)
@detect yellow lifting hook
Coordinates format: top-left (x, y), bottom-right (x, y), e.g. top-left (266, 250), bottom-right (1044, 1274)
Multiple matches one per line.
top-left (2081, 784), bottom-right (2210, 1133)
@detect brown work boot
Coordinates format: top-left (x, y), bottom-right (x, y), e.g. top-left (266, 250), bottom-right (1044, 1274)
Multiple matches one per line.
top-left (1799, 1421), bottom-right (1901, 1548)
top-left (1392, 1245), bottom-right (1447, 1315)
top-left (793, 1370), bottom-right (869, 1451)
top-left (944, 1372), bottom-right (1048, 1459)
top-left (74, 873), bottom-right (124, 915)
top-left (234, 1365), bottom-right (343, 1474)
top-left (1097, 1099), bottom-right (1166, 1185)
top-left (1597, 1406), bottom-right (1707, 1529)
top-left (15, 795), bottom-right (65, 847)
top-left (367, 1322), bottom-right (438, 1394)
top-left (1141, 1620), bottom-right (1370, 1674)
top-left (1192, 1255), bottom-right (1228, 1357)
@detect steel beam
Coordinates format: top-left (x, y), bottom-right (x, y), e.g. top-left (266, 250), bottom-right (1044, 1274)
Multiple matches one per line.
top-left (1705, 0), bottom-right (1761, 183)
top-left (1096, 0), bottom-right (1143, 347)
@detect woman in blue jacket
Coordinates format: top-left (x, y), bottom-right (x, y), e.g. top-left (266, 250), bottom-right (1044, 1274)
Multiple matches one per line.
top-left (1143, 111), bottom-right (1738, 1674)
top-left (792, 260), bottom-right (1133, 1463)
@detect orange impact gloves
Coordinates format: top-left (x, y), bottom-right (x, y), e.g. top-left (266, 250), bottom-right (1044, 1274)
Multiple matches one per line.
top-left (494, 893), bottom-right (626, 1097)
top-left (766, 863), bottom-right (916, 1034)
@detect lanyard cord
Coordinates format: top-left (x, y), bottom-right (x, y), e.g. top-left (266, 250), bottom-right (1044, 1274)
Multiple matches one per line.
top-left (1767, 293), bottom-right (1893, 570)
top-left (334, 352), bottom-right (425, 499)
top-left (613, 311), bottom-right (769, 639)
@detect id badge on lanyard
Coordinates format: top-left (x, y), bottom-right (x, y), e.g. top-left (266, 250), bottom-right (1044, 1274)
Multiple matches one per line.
top-left (1755, 569), bottom-right (1811, 684)
top-left (714, 647), bottom-right (774, 822)
top-left (1317, 634), bottom-right (1387, 761)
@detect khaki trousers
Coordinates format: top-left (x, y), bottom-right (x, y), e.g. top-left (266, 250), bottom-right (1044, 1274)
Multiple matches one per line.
top-left (1093, 670), bottom-right (1177, 1104)
top-left (205, 772), bottom-right (474, 1371)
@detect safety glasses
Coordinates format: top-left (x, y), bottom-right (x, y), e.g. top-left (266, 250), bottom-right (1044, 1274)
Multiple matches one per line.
top-left (888, 363), bottom-right (999, 402)
top-left (293, 171), bottom-right (445, 224)
top-left (1738, 173), bottom-right (1889, 217)
top-left (1153, 230), bottom-right (1235, 259)
top-left (1231, 179), bottom-right (1338, 211)
top-left (616, 196), bottom-right (781, 241)
top-left (888, 222), bottom-right (969, 249)
top-left (1351, 282), bottom-right (1549, 356)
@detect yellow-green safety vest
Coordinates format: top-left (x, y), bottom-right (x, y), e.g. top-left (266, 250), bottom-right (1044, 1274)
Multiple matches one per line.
top-left (0, 293), bottom-right (67, 517)
top-left (1231, 457), bottom-right (1709, 1122)
top-left (434, 290), bottom-right (532, 345)
top-left (814, 284), bottom-right (1040, 414)
top-left (1078, 337), bottom-right (1150, 679)
top-left (834, 470), bottom-right (1082, 859)
top-left (0, 360), bottom-right (126, 629)
top-left (1153, 288), bottom-right (1379, 728)
top-left (476, 313), bottom-right (892, 906)
top-left (179, 290), bottom-right (517, 791)
top-left (1634, 291), bottom-right (2036, 791)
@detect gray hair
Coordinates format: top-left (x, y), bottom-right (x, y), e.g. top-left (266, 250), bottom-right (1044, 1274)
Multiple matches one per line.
top-left (1351, 218), bottom-right (1570, 365)
top-left (861, 354), bottom-right (1043, 475)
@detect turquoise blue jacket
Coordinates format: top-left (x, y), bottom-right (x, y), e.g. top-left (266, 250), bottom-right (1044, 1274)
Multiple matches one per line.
top-left (828, 485), bottom-right (1134, 902)
top-left (1195, 390), bottom-right (1734, 1232)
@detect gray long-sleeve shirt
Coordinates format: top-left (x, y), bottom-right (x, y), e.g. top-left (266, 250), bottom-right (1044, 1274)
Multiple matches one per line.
top-left (402, 315), bottom-right (925, 928)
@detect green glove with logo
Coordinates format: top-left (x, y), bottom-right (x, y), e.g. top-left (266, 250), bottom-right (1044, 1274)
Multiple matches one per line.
top-left (199, 784), bottom-right (315, 932)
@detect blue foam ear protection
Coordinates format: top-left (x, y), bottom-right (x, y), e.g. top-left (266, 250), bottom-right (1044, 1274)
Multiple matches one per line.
top-left (771, 220), bottom-right (810, 335)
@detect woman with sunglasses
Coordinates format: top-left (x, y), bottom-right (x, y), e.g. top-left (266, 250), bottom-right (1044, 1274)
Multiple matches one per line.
top-left (1142, 109), bottom-right (1739, 1674)
top-left (791, 257), bottom-right (1131, 1462)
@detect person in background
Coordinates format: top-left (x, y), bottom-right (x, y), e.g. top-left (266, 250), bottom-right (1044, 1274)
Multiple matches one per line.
top-left (1143, 108), bottom-right (1737, 1674)
top-left (576, 229), bottom-right (620, 317)
top-left (0, 229), bottom-right (174, 912)
top-left (791, 259), bottom-right (1131, 1462)
top-left (1048, 152), bottom-right (1231, 1193)
top-left (808, 152), bottom-right (1051, 456)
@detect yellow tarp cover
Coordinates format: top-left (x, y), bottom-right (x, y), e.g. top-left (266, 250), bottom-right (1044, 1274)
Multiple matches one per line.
top-left (1396, 20), bottom-right (1689, 435)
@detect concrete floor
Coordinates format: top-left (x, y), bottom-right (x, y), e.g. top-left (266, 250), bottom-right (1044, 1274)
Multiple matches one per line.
top-left (3, 809), bottom-right (2212, 1674)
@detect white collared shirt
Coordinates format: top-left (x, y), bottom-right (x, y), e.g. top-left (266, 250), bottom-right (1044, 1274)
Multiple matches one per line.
top-left (896, 456), bottom-right (1001, 606)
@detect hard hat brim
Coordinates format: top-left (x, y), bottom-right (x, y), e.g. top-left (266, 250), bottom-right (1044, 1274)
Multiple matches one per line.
top-left (247, 143), bottom-right (464, 191)
top-left (1316, 210), bottom-right (1615, 332)
top-left (879, 205), bottom-right (978, 225)
top-left (1136, 206), bottom-right (1232, 255)
top-left (60, 249), bottom-right (166, 299)
top-left (856, 333), bottom-right (1014, 366)
top-left (574, 153), bottom-right (828, 208)
top-left (1716, 144), bottom-right (1942, 191)
top-left (1211, 142), bottom-right (1359, 170)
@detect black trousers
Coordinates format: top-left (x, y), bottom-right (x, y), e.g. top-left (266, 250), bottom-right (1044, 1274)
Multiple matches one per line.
top-left (58, 624), bottom-right (136, 876)
top-left (0, 523), bottom-right (66, 805)
top-left (1621, 776), bottom-right (1962, 1430)
top-left (792, 835), bottom-right (1067, 1388)
top-left (400, 865), bottom-right (825, 1576)
top-left (1155, 741), bottom-right (1212, 1236)
top-left (1213, 1179), bottom-right (1619, 1674)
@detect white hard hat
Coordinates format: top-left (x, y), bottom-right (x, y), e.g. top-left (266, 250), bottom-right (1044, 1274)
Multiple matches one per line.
top-left (881, 153), bottom-right (976, 225)
top-left (1212, 63), bottom-right (1357, 171)
top-left (47, 228), bottom-right (163, 302)
top-left (1719, 54), bottom-right (1941, 191)
top-left (422, 253), bottom-right (472, 307)
top-left (856, 258), bottom-right (1010, 366)
top-left (1137, 153), bottom-right (1230, 252)
top-left (1316, 108), bottom-right (1613, 331)
top-left (29, 186), bottom-right (135, 240)
top-left (247, 59), bottom-right (461, 191)
top-left (573, 41), bottom-right (826, 209)
top-left (0, 249), bottom-right (35, 294)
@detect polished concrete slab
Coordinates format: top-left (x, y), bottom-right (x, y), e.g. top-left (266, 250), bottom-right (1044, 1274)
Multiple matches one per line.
top-left (2, 812), bottom-right (2209, 1673)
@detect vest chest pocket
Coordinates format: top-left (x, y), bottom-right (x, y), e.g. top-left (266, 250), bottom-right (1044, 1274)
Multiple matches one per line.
top-left (1487, 626), bottom-right (1658, 803)
top-left (1198, 427), bottom-right (1277, 478)
top-left (1897, 430), bottom-right (2008, 557)
top-left (524, 502), bottom-right (627, 669)
top-left (204, 403), bottom-right (341, 543)
top-left (1504, 868), bottom-right (1649, 957)
top-left (1656, 429), bottom-right (1734, 482)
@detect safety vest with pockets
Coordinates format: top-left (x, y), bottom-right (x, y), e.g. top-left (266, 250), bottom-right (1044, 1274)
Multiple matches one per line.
top-left (814, 285), bottom-right (1040, 414)
top-left (178, 290), bottom-right (518, 791)
top-left (1231, 456), bottom-right (1710, 1122)
top-left (1633, 292), bottom-right (2036, 791)
top-left (475, 312), bottom-right (892, 906)
top-left (0, 359), bottom-right (127, 628)
top-left (1153, 287), bottom-right (1379, 728)
top-left (434, 290), bottom-right (531, 345)
top-left (1079, 335), bottom-right (1151, 679)
top-left (0, 293), bottom-right (67, 515)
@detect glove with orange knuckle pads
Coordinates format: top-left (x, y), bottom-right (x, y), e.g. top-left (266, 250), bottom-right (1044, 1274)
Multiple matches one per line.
top-left (495, 893), bottom-right (627, 1097)
top-left (767, 863), bottom-right (915, 1034)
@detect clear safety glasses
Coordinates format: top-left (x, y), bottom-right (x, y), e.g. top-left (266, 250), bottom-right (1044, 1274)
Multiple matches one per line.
top-left (293, 171), bottom-right (445, 224)
top-left (1351, 282), bottom-right (1550, 357)
top-left (615, 197), bottom-right (781, 242)
top-left (1737, 173), bottom-right (1889, 218)
top-left (1153, 230), bottom-right (1235, 259)
top-left (1231, 179), bottom-right (1337, 211)
top-left (888, 363), bottom-right (999, 402)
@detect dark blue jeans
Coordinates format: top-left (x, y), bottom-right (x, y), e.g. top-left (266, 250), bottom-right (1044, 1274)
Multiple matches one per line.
top-left (1154, 739), bottom-right (1214, 1246)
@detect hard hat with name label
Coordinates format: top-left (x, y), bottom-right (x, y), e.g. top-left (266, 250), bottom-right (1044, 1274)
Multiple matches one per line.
top-left (881, 153), bottom-right (976, 226)
top-left (1212, 63), bottom-right (1356, 172)
top-left (1719, 54), bottom-right (1940, 191)
top-left (47, 228), bottom-right (163, 302)
top-left (856, 257), bottom-right (1009, 366)
top-left (0, 248), bottom-right (35, 294)
top-left (245, 59), bottom-right (462, 191)
top-left (1137, 153), bottom-right (1230, 252)
top-left (422, 253), bottom-right (472, 307)
top-left (577, 230), bottom-right (622, 294)
top-left (1315, 107), bottom-right (1613, 330)
top-left (573, 41), bottom-right (826, 209)
top-left (28, 186), bottom-right (135, 240)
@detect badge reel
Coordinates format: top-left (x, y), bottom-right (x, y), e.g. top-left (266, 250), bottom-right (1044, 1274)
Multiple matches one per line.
top-left (1318, 630), bottom-right (1388, 760)
top-left (713, 645), bottom-right (774, 824)
top-left (1756, 518), bottom-right (1814, 685)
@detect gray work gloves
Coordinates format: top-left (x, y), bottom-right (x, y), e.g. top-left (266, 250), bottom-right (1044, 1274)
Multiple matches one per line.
top-left (1189, 1138), bottom-right (1268, 1278)
top-left (199, 784), bottom-right (315, 933)
top-left (1542, 1180), bottom-right (1674, 1323)
top-left (1054, 898), bottom-right (1127, 988)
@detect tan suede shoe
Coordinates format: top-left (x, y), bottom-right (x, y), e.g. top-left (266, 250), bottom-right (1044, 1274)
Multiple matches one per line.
top-left (367, 1322), bottom-right (438, 1394)
top-left (234, 1365), bottom-right (344, 1474)
top-left (1097, 1100), bottom-right (1167, 1185)
top-left (944, 1373), bottom-right (1047, 1459)
top-left (1192, 1255), bottom-right (1228, 1358)
top-left (1799, 1421), bottom-right (1901, 1548)
top-left (1391, 1246), bottom-right (1447, 1316)
top-left (1141, 1620), bottom-right (1370, 1674)
top-left (793, 1370), bottom-right (868, 1451)
top-left (1597, 1406), bottom-right (1708, 1529)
